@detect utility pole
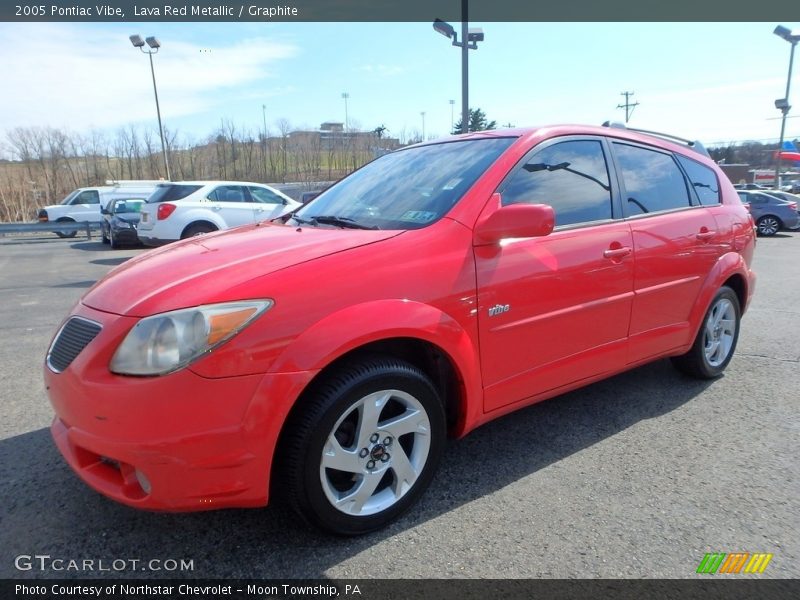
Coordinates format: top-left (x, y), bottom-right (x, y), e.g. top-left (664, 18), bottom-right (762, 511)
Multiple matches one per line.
top-left (262, 104), bottom-right (268, 182)
top-left (420, 111), bottom-right (426, 140)
top-left (617, 91), bottom-right (640, 123)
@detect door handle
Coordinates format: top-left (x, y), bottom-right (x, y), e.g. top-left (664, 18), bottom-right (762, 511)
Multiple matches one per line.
top-left (696, 230), bottom-right (716, 241)
top-left (603, 246), bottom-right (632, 260)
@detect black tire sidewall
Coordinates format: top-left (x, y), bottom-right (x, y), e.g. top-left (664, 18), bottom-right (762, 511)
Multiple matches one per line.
top-left (298, 363), bottom-right (445, 535)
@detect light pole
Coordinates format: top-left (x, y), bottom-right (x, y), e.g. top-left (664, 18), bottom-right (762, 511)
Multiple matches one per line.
top-left (449, 99), bottom-right (455, 134)
top-left (129, 34), bottom-right (171, 180)
top-left (773, 25), bottom-right (800, 189)
top-left (433, 2), bottom-right (484, 134)
top-left (341, 92), bottom-right (350, 133)
top-left (262, 104), bottom-right (268, 181)
top-left (420, 111), bottom-right (426, 140)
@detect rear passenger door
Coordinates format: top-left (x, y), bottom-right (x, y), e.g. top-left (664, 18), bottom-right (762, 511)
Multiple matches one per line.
top-left (207, 185), bottom-right (255, 228)
top-left (475, 137), bottom-right (635, 412)
top-left (610, 142), bottom-right (724, 363)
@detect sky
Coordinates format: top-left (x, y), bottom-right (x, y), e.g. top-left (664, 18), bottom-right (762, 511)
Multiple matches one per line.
top-left (1, 21), bottom-right (799, 154)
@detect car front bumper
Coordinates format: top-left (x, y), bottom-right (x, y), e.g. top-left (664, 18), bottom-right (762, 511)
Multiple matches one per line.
top-left (45, 303), bottom-right (316, 511)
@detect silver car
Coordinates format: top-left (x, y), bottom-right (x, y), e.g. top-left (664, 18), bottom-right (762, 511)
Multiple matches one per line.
top-left (737, 190), bottom-right (799, 236)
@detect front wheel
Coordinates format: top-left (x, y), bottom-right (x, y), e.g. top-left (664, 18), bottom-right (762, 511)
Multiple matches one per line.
top-left (671, 286), bottom-right (741, 379)
top-left (55, 218), bottom-right (77, 239)
top-left (280, 356), bottom-right (445, 535)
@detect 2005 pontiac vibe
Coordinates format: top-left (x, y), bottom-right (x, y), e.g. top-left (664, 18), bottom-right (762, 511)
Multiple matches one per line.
top-left (45, 124), bottom-right (756, 535)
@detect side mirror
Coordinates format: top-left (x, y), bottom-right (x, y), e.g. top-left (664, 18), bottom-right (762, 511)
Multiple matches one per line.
top-left (474, 194), bottom-right (555, 245)
top-left (100, 207), bottom-right (109, 215)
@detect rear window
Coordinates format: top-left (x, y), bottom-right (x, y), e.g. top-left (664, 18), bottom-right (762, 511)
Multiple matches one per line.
top-left (147, 184), bottom-right (202, 203)
top-left (676, 155), bottom-right (720, 205)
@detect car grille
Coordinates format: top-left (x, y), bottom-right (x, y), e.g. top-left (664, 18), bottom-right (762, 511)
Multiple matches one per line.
top-left (47, 317), bottom-right (102, 373)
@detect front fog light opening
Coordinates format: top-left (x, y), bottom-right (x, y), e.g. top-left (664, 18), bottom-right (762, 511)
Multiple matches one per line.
top-left (135, 469), bottom-right (152, 495)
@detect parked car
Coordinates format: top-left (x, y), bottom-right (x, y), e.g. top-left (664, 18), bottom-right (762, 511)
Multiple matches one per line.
top-left (37, 181), bottom-right (161, 238)
top-left (136, 181), bottom-right (301, 246)
top-left (736, 190), bottom-right (799, 235)
top-left (45, 124), bottom-right (756, 535)
top-left (101, 198), bottom-right (147, 249)
top-left (733, 183), bottom-right (769, 190)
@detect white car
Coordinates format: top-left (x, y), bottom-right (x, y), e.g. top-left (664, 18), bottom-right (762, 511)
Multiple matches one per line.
top-left (137, 181), bottom-right (301, 246)
top-left (37, 181), bottom-right (161, 238)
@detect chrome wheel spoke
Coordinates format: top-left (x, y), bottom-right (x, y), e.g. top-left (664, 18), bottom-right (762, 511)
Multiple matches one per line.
top-left (356, 391), bottom-right (391, 448)
top-left (390, 445), bottom-right (419, 498)
top-left (321, 433), bottom-right (361, 473)
top-left (381, 409), bottom-right (429, 438)
top-left (335, 471), bottom-right (383, 514)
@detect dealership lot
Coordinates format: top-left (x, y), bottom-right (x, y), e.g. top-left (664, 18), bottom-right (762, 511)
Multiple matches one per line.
top-left (0, 232), bottom-right (797, 579)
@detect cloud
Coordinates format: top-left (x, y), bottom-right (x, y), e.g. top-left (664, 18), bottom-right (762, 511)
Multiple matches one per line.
top-left (357, 64), bottom-right (407, 77)
top-left (0, 23), bottom-right (298, 133)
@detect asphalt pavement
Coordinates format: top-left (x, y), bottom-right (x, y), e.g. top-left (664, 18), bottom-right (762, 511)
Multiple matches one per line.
top-left (0, 230), bottom-right (797, 579)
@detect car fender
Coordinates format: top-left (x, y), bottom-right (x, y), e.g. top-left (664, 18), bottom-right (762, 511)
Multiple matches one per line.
top-left (268, 298), bottom-right (484, 436)
top-left (170, 208), bottom-right (227, 235)
top-left (686, 250), bottom-right (754, 341)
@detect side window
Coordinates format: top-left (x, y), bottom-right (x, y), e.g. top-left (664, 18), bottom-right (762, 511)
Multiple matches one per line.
top-left (248, 187), bottom-right (284, 204)
top-left (501, 139), bottom-right (612, 227)
top-left (676, 154), bottom-right (720, 205)
top-left (74, 190), bottom-right (100, 205)
top-left (208, 186), bottom-right (248, 203)
top-left (613, 143), bottom-right (691, 215)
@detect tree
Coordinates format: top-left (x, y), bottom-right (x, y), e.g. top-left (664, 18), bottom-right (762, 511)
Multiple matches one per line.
top-left (452, 108), bottom-right (497, 134)
top-left (373, 125), bottom-right (388, 140)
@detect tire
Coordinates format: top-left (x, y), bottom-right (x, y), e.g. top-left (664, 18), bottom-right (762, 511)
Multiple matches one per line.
top-left (181, 223), bottom-right (216, 239)
top-left (109, 229), bottom-right (119, 249)
top-left (671, 286), bottom-right (741, 379)
top-left (756, 215), bottom-right (781, 236)
top-left (101, 224), bottom-right (110, 244)
top-left (55, 218), bottom-right (77, 239)
top-left (280, 356), bottom-right (446, 535)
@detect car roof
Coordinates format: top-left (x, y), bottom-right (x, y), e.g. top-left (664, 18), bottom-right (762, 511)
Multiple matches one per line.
top-left (415, 124), bottom-right (714, 164)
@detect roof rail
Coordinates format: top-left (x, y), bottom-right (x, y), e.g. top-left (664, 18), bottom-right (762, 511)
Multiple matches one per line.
top-left (601, 121), bottom-right (710, 158)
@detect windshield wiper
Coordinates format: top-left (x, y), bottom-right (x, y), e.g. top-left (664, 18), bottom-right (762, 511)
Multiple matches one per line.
top-left (312, 215), bottom-right (380, 230)
top-left (286, 214), bottom-right (316, 226)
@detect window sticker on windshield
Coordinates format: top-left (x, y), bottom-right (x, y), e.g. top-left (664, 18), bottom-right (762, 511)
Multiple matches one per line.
top-left (400, 210), bottom-right (437, 223)
top-left (443, 178), bottom-right (463, 190)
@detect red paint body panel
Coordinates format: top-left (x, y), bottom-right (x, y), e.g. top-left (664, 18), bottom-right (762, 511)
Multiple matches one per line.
top-left (45, 125), bottom-right (756, 511)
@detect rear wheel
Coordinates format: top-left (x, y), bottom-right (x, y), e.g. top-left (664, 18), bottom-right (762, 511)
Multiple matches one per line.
top-left (671, 286), bottom-right (741, 379)
top-left (55, 218), bottom-right (77, 239)
top-left (109, 229), bottom-right (120, 249)
top-left (280, 356), bottom-right (445, 535)
top-left (756, 215), bottom-right (781, 236)
top-left (181, 223), bottom-right (216, 239)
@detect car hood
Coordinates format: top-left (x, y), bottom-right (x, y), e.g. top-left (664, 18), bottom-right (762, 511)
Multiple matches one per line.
top-left (82, 223), bottom-right (402, 316)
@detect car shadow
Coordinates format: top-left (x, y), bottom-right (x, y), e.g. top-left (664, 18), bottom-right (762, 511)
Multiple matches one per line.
top-left (51, 280), bottom-right (96, 289)
top-left (68, 241), bottom-right (111, 251)
top-left (90, 258), bottom-right (133, 267)
top-left (0, 360), bottom-right (712, 579)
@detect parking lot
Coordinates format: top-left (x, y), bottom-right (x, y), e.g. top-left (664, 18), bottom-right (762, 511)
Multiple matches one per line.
top-left (0, 231), bottom-right (798, 579)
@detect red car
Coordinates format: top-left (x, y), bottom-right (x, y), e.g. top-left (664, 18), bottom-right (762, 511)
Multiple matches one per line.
top-left (45, 124), bottom-right (756, 535)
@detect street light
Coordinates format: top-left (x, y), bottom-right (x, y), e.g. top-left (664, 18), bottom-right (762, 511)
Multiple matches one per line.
top-left (449, 99), bottom-right (455, 134)
top-left (130, 34), bottom-right (171, 180)
top-left (773, 25), bottom-right (800, 188)
top-left (341, 92), bottom-right (350, 133)
top-left (433, 1), bottom-right (484, 134)
top-left (420, 111), bottom-right (426, 140)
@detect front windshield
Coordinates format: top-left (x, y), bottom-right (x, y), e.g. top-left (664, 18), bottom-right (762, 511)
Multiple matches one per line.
top-left (293, 137), bottom-right (516, 230)
top-left (59, 190), bottom-right (80, 205)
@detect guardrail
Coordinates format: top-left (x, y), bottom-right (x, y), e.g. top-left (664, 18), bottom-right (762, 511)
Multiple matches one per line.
top-left (0, 221), bottom-right (102, 240)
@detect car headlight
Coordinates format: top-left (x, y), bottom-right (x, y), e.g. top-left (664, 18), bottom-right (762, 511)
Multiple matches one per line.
top-left (110, 300), bottom-right (272, 376)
